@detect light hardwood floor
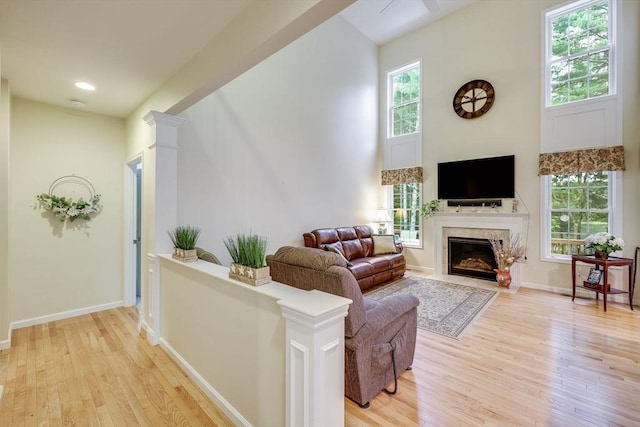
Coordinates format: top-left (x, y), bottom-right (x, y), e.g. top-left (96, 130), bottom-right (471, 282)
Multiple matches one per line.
top-left (0, 286), bottom-right (638, 426)
top-left (0, 308), bottom-right (234, 426)
top-left (346, 285), bottom-right (640, 427)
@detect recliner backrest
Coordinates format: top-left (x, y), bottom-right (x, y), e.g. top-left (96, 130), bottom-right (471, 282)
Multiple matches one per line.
top-left (266, 246), bottom-right (366, 337)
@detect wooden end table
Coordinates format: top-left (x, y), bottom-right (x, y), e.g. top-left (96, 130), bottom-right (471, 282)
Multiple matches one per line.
top-left (571, 254), bottom-right (635, 312)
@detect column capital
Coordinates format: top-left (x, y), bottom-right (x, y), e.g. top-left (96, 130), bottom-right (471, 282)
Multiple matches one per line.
top-left (144, 110), bottom-right (186, 150)
top-left (143, 110), bottom-right (186, 128)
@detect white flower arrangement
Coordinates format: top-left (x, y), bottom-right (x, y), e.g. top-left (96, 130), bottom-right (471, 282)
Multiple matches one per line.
top-left (584, 232), bottom-right (624, 255)
top-left (36, 193), bottom-right (102, 222)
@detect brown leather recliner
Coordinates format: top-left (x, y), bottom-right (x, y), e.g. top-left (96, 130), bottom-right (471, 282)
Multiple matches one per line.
top-left (266, 246), bottom-right (419, 408)
top-left (303, 225), bottom-right (406, 291)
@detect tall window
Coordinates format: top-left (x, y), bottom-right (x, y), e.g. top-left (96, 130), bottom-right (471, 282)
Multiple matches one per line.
top-left (546, 0), bottom-right (612, 106)
top-left (392, 183), bottom-right (420, 246)
top-left (542, 0), bottom-right (620, 261)
top-left (388, 62), bottom-right (420, 137)
top-left (548, 172), bottom-right (610, 255)
top-left (387, 62), bottom-right (421, 246)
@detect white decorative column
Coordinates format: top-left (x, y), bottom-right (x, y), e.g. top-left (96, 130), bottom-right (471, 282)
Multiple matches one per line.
top-left (278, 290), bottom-right (351, 427)
top-left (143, 111), bottom-right (186, 345)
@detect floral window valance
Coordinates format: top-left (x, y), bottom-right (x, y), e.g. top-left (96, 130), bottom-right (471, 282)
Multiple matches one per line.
top-left (381, 166), bottom-right (423, 185)
top-left (538, 146), bottom-right (625, 175)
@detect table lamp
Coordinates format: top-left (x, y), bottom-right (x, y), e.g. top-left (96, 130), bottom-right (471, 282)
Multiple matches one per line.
top-left (374, 208), bottom-right (392, 235)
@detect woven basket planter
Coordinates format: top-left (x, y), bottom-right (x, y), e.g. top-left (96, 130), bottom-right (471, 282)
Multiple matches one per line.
top-left (172, 248), bottom-right (198, 263)
top-left (229, 263), bottom-right (271, 286)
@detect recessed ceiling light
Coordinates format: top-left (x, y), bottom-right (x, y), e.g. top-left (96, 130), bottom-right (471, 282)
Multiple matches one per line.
top-left (75, 82), bottom-right (95, 91)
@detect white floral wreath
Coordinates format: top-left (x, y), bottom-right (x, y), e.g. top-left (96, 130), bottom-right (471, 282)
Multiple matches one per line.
top-left (36, 175), bottom-right (102, 222)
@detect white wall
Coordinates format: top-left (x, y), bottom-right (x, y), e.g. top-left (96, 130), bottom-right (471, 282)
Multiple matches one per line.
top-left (176, 16), bottom-right (379, 263)
top-left (9, 99), bottom-right (125, 321)
top-left (379, 0), bottom-right (640, 290)
top-left (159, 259), bottom-right (287, 426)
top-left (124, 0), bottom-right (355, 332)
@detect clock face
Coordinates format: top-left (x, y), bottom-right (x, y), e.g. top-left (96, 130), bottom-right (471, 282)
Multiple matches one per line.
top-left (453, 80), bottom-right (495, 119)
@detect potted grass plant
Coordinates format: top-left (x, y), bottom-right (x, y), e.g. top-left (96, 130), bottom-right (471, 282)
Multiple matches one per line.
top-left (223, 232), bottom-right (271, 286)
top-left (168, 225), bottom-right (201, 262)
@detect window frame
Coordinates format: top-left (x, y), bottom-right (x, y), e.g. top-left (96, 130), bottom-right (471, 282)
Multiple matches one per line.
top-left (387, 60), bottom-right (422, 139)
top-left (384, 60), bottom-right (423, 248)
top-left (543, 0), bottom-right (617, 108)
top-left (391, 182), bottom-right (422, 248)
top-left (540, 171), bottom-right (622, 263)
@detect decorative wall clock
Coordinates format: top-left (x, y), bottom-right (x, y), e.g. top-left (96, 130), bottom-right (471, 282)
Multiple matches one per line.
top-left (452, 79), bottom-right (495, 119)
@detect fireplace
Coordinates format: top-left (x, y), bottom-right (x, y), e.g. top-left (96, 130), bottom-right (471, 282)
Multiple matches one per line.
top-left (448, 237), bottom-right (497, 281)
top-left (432, 211), bottom-right (528, 288)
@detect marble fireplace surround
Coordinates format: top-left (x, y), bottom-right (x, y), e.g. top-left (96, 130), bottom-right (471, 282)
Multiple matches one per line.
top-left (433, 212), bottom-right (529, 288)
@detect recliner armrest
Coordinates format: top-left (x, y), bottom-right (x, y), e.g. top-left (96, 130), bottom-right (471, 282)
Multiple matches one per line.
top-left (346, 294), bottom-right (419, 347)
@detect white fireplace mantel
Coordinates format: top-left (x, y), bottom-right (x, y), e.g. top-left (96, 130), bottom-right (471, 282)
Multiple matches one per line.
top-left (433, 212), bottom-right (529, 287)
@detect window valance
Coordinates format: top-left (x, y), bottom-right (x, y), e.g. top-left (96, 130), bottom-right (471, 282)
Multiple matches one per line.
top-left (381, 166), bottom-right (423, 185)
top-left (538, 146), bottom-right (625, 175)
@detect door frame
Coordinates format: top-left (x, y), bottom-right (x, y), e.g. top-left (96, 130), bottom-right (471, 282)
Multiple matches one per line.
top-left (124, 153), bottom-right (143, 307)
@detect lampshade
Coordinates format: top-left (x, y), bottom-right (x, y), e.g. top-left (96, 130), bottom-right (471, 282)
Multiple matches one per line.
top-left (374, 209), bottom-right (392, 223)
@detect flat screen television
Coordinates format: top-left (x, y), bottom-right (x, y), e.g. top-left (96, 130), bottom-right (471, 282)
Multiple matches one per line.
top-left (437, 155), bottom-right (515, 200)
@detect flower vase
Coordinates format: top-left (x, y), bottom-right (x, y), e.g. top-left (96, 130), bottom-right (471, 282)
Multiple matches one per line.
top-left (494, 269), bottom-right (512, 289)
top-left (594, 250), bottom-right (609, 260)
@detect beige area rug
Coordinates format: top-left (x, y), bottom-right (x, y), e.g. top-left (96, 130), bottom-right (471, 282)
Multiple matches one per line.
top-left (365, 276), bottom-right (498, 339)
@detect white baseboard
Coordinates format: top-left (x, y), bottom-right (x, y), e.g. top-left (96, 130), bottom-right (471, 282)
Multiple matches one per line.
top-left (406, 265), bottom-right (434, 274)
top-left (0, 325), bottom-right (10, 350)
top-left (159, 337), bottom-right (251, 427)
top-left (2, 301), bottom-right (124, 350)
top-left (141, 321), bottom-right (159, 346)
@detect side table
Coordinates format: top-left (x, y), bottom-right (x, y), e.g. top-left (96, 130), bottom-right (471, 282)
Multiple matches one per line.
top-left (571, 254), bottom-right (635, 312)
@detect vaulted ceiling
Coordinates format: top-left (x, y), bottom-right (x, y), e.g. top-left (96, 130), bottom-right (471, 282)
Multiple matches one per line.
top-left (0, 0), bottom-right (475, 118)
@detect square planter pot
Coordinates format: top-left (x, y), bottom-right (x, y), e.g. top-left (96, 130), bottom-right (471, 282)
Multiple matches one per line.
top-left (229, 263), bottom-right (271, 286)
top-left (172, 248), bottom-right (198, 263)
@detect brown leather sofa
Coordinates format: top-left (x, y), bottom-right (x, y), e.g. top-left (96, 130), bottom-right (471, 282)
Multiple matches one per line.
top-left (303, 225), bottom-right (405, 291)
top-left (266, 246), bottom-right (419, 408)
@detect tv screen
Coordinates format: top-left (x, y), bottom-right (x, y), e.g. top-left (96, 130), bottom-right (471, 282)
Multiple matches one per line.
top-left (438, 155), bottom-right (515, 200)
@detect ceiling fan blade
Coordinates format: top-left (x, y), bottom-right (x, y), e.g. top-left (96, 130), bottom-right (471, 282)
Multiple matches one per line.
top-left (422, 0), bottom-right (441, 14)
top-left (379, 0), bottom-right (402, 15)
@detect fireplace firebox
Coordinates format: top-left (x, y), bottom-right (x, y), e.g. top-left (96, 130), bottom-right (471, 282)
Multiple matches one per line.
top-left (448, 237), bottom-right (498, 281)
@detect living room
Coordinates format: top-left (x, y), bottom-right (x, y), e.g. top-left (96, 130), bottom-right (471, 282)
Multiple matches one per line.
top-left (0, 0), bottom-right (638, 425)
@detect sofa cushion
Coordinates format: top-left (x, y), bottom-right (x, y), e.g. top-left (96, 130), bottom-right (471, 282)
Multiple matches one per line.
top-left (372, 235), bottom-right (398, 255)
top-left (312, 228), bottom-right (340, 246)
top-left (362, 256), bottom-right (391, 274)
top-left (342, 239), bottom-right (365, 261)
top-left (383, 253), bottom-right (406, 269)
top-left (336, 227), bottom-right (358, 241)
top-left (347, 260), bottom-right (375, 279)
top-left (354, 225), bottom-right (374, 257)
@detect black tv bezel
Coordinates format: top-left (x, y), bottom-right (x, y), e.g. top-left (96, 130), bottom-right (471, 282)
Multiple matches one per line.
top-left (437, 155), bottom-right (515, 201)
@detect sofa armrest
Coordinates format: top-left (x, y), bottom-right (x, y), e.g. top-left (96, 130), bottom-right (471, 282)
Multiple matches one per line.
top-left (303, 232), bottom-right (317, 248)
top-left (346, 294), bottom-right (419, 348)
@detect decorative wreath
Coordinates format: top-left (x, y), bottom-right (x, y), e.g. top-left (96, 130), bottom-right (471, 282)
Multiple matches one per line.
top-left (36, 175), bottom-right (102, 222)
